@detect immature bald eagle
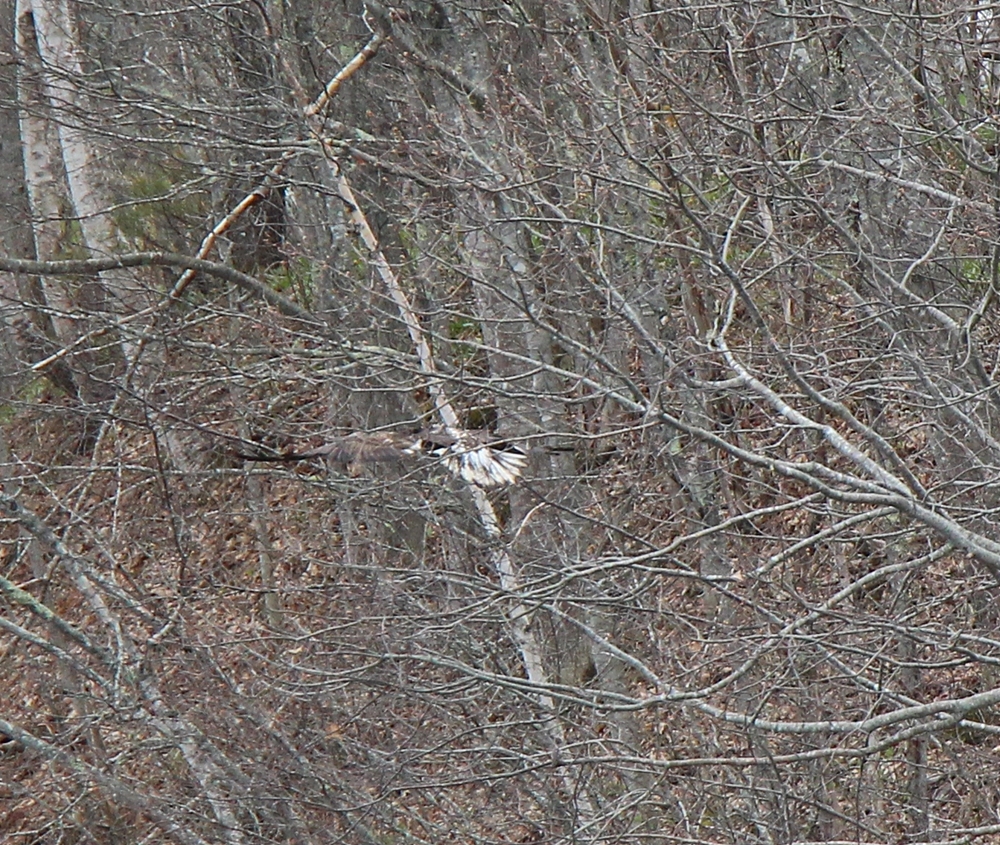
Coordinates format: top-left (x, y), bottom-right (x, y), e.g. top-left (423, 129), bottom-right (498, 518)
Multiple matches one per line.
top-left (235, 427), bottom-right (526, 487)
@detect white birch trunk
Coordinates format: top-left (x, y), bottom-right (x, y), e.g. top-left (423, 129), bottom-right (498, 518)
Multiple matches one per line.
top-left (24, 0), bottom-right (142, 348)
top-left (15, 0), bottom-right (79, 336)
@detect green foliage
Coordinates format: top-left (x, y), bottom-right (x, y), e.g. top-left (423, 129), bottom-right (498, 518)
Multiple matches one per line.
top-left (448, 315), bottom-right (479, 338)
top-left (265, 257), bottom-right (316, 305)
top-left (974, 123), bottom-right (998, 148)
top-left (53, 216), bottom-right (90, 260)
top-left (0, 375), bottom-right (64, 424)
top-left (447, 315), bottom-right (481, 364)
top-left (958, 258), bottom-right (988, 286)
top-left (113, 161), bottom-right (205, 247)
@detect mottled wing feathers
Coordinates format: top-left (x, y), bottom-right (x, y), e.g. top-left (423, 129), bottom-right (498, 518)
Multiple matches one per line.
top-left (236, 428), bottom-right (525, 487)
top-left (232, 432), bottom-right (407, 469)
top-left (308, 432), bottom-right (413, 467)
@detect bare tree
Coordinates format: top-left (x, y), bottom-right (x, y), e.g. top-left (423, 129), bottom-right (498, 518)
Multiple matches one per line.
top-left (5, 2), bottom-right (1000, 844)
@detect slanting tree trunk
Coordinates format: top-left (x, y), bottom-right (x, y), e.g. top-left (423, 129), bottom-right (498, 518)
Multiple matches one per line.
top-left (263, 8), bottom-right (601, 825)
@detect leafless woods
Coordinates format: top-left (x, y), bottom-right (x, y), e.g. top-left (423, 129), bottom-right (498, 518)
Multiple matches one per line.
top-left (2, 2), bottom-right (1000, 844)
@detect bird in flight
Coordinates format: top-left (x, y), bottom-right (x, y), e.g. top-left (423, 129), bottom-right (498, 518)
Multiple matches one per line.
top-left (235, 427), bottom-right (526, 487)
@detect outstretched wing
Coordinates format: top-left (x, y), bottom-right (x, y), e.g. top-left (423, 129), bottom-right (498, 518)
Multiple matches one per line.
top-left (418, 427), bottom-right (527, 487)
top-left (236, 428), bottom-right (525, 486)
top-left (444, 445), bottom-right (527, 487)
top-left (235, 432), bottom-right (415, 476)
top-left (314, 432), bottom-right (415, 466)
